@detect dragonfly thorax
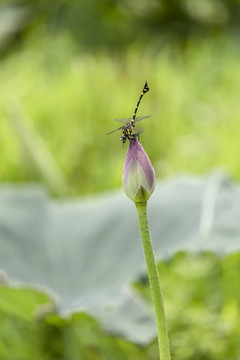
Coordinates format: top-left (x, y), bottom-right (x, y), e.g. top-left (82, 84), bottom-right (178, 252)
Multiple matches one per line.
top-left (123, 123), bottom-right (134, 136)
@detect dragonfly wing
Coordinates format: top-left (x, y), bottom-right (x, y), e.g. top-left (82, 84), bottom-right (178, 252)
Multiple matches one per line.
top-left (135, 115), bottom-right (151, 123)
top-left (107, 115), bottom-right (149, 134)
top-left (132, 125), bottom-right (145, 134)
top-left (106, 125), bottom-right (124, 135)
top-left (114, 117), bottom-right (132, 124)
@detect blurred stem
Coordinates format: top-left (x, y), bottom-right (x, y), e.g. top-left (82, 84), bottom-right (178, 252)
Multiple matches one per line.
top-left (6, 99), bottom-right (69, 196)
top-left (135, 201), bottom-right (171, 360)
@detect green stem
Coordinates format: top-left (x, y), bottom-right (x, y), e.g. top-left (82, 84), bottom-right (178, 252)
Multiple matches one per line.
top-left (135, 201), bottom-right (171, 360)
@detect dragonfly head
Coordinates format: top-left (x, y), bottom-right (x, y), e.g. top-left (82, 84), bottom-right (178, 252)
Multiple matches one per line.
top-left (120, 135), bottom-right (127, 144)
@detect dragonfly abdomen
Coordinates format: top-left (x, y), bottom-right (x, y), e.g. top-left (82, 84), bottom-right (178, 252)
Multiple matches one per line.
top-left (132, 81), bottom-right (149, 121)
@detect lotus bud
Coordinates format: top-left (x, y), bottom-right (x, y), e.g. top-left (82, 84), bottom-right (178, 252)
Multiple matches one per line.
top-left (122, 138), bottom-right (155, 203)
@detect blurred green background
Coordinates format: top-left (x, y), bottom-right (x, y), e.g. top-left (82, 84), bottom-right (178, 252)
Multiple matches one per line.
top-left (1, 0), bottom-right (240, 196)
top-left (1, 0), bottom-right (240, 359)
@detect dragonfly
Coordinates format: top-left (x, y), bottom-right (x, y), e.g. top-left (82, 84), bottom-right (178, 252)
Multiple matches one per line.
top-left (106, 81), bottom-right (150, 144)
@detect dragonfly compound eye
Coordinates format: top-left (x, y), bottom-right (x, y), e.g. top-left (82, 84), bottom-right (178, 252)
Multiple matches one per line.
top-left (120, 135), bottom-right (127, 143)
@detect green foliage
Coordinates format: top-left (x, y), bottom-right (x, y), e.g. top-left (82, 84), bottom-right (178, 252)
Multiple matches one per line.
top-left (137, 252), bottom-right (240, 360)
top-left (2, 0), bottom-right (240, 54)
top-left (0, 252), bottom-right (239, 359)
top-left (0, 286), bottom-right (49, 360)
